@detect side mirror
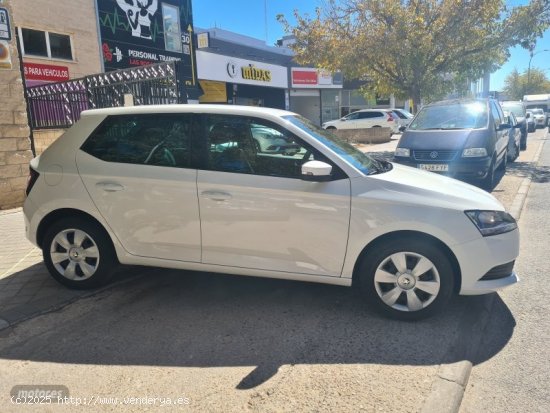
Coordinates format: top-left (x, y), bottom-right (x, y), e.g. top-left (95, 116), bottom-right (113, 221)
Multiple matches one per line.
top-left (398, 126), bottom-right (406, 132)
top-left (301, 160), bottom-right (332, 182)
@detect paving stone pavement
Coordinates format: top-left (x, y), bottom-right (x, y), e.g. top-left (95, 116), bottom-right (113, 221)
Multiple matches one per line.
top-left (0, 209), bottom-right (91, 325)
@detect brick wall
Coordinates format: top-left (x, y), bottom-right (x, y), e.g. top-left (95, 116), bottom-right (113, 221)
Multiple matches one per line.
top-left (33, 129), bottom-right (65, 155)
top-left (331, 127), bottom-right (392, 144)
top-left (0, 1), bottom-right (33, 210)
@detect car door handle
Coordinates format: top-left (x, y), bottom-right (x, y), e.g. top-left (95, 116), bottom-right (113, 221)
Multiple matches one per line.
top-left (96, 182), bottom-right (125, 192)
top-left (200, 190), bottom-right (232, 201)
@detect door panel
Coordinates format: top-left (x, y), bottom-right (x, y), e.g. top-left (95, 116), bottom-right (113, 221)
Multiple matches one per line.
top-left (77, 151), bottom-right (201, 261)
top-left (198, 171), bottom-right (351, 276)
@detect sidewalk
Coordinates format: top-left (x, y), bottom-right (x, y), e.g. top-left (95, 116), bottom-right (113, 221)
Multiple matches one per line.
top-left (0, 209), bottom-right (90, 328)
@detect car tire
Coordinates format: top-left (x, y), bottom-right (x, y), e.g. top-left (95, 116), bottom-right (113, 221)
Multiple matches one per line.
top-left (498, 150), bottom-right (507, 171)
top-left (42, 217), bottom-right (118, 290)
top-left (520, 132), bottom-right (527, 151)
top-left (356, 238), bottom-right (454, 321)
top-left (481, 157), bottom-right (495, 191)
top-left (508, 142), bottom-right (519, 162)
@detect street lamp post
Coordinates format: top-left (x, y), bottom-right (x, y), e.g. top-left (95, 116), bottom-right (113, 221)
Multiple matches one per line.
top-left (527, 49), bottom-right (550, 94)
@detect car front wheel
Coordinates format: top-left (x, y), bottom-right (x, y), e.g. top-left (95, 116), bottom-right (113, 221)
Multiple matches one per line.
top-left (357, 238), bottom-right (454, 320)
top-left (42, 217), bottom-right (117, 289)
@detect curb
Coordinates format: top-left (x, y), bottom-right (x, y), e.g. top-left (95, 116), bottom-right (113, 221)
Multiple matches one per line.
top-left (0, 207), bottom-right (22, 216)
top-left (421, 130), bottom-right (547, 413)
top-left (508, 134), bottom-right (546, 220)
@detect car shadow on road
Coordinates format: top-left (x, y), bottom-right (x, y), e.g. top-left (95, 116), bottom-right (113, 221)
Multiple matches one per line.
top-left (506, 161), bottom-right (550, 183)
top-left (0, 269), bottom-right (516, 389)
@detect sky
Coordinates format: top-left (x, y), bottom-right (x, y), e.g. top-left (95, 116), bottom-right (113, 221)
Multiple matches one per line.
top-left (192, 0), bottom-right (550, 92)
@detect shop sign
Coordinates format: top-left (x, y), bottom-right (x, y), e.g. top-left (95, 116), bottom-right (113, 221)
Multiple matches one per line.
top-left (197, 32), bottom-right (209, 48)
top-left (96, 0), bottom-right (195, 87)
top-left (291, 67), bottom-right (342, 89)
top-left (196, 51), bottom-right (288, 88)
top-left (198, 80), bottom-right (227, 103)
top-left (23, 62), bottom-right (70, 82)
top-left (292, 70), bottom-right (317, 85)
top-left (241, 65), bottom-right (271, 82)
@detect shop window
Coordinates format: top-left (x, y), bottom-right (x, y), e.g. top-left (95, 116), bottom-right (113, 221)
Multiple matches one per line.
top-left (19, 28), bottom-right (73, 61)
top-left (162, 4), bottom-right (182, 53)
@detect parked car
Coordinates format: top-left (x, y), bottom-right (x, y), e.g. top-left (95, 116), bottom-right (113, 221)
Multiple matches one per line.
top-left (501, 101), bottom-right (528, 149)
top-left (391, 108), bottom-right (414, 129)
top-left (528, 108), bottom-right (547, 128)
top-left (393, 98), bottom-right (509, 190)
top-left (24, 105), bottom-right (519, 320)
top-left (322, 109), bottom-right (400, 134)
top-left (503, 111), bottom-right (521, 162)
top-left (525, 110), bottom-right (536, 132)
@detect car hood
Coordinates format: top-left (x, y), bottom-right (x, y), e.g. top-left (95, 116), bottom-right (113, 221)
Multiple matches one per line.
top-left (358, 162), bottom-right (504, 211)
top-left (398, 129), bottom-right (489, 151)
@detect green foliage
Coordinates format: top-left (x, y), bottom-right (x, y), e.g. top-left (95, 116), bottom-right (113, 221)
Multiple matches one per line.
top-left (279, 0), bottom-right (550, 112)
top-left (503, 67), bottom-right (550, 99)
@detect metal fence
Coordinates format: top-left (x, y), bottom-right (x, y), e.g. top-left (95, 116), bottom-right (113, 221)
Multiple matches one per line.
top-left (26, 61), bottom-right (188, 129)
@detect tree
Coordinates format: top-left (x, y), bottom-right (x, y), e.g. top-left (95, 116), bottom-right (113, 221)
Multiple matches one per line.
top-left (503, 67), bottom-right (550, 99)
top-left (279, 0), bottom-right (550, 112)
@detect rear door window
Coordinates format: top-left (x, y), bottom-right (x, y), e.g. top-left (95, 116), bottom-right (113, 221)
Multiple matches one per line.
top-left (81, 114), bottom-right (194, 168)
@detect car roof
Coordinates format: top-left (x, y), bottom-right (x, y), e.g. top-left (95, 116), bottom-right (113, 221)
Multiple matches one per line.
top-left (80, 104), bottom-right (295, 119)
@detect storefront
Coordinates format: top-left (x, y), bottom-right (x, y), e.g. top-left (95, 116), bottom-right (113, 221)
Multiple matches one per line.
top-left (196, 50), bottom-right (288, 109)
top-left (290, 67), bottom-right (343, 125)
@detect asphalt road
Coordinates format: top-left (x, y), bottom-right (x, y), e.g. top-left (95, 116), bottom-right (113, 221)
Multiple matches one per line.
top-left (460, 128), bottom-right (550, 413)
top-left (0, 128), bottom-right (547, 413)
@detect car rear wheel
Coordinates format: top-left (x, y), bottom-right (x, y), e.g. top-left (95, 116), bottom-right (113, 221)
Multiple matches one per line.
top-left (356, 238), bottom-right (454, 321)
top-left (326, 126), bottom-right (337, 130)
top-left (42, 217), bottom-right (117, 289)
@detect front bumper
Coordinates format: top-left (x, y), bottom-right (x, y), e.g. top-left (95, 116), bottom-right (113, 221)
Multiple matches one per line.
top-left (393, 156), bottom-right (492, 181)
top-left (453, 228), bottom-right (520, 295)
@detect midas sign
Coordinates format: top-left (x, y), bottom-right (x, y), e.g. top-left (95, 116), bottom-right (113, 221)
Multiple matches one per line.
top-left (241, 65), bottom-right (271, 82)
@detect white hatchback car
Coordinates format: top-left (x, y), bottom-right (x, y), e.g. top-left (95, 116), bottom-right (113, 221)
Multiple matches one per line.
top-left (322, 109), bottom-right (400, 134)
top-left (24, 105), bottom-right (519, 320)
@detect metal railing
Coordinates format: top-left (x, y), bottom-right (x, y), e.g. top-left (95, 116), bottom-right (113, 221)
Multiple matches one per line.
top-left (26, 61), bottom-right (187, 129)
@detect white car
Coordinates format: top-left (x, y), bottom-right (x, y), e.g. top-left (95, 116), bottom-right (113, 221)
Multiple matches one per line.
top-left (322, 109), bottom-right (400, 134)
top-left (391, 108), bottom-right (414, 129)
top-left (528, 108), bottom-right (546, 128)
top-left (24, 105), bottom-right (519, 320)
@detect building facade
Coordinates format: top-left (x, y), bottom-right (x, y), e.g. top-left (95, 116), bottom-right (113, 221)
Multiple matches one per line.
top-left (0, 0), bottom-right (34, 209)
top-left (12, 0), bottom-right (102, 86)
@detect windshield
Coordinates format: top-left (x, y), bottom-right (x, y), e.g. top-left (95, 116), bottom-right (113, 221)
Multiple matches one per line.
top-left (408, 101), bottom-right (488, 130)
top-left (501, 102), bottom-right (525, 117)
top-left (283, 115), bottom-right (386, 175)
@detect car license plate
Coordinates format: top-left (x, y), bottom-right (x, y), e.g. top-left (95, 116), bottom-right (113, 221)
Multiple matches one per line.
top-left (418, 164), bottom-right (448, 172)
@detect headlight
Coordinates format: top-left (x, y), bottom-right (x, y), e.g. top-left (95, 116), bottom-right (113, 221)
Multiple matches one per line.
top-left (395, 147), bottom-right (410, 157)
top-left (462, 148), bottom-right (487, 157)
top-left (465, 210), bottom-right (517, 236)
